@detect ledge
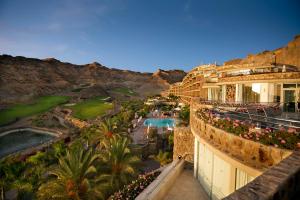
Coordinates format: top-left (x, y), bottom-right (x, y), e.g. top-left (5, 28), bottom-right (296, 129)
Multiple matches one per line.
top-left (136, 159), bottom-right (185, 200)
top-left (224, 150), bottom-right (300, 200)
top-left (218, 72), bottom-right (300, 83)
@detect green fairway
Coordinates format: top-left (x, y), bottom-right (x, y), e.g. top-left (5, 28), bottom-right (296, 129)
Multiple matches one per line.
top-left (0, 96), bottom-right (70, 126)
top-left (69, 97), bottom-right (113, 120)
top-left (112, 87), bottom-right (137, 96)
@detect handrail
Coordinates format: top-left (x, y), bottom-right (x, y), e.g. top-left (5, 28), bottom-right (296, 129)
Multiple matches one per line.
top-left (194, 99), bottom-right (300, 130)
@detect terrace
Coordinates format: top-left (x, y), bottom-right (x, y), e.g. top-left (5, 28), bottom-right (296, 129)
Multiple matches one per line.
top-left (189, 99), bottom-right (300, 199)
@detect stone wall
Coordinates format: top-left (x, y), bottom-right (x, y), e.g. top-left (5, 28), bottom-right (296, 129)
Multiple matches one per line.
top-left (173, 126), bottom-right (194, 162)
top-left (190, 102), bottom-right (292, 170)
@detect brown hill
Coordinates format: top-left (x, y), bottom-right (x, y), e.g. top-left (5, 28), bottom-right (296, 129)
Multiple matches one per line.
top-left (0, 55), bottom-right (186, 105)
top-left (224, 35), bottom-right (300, 68)
top-left (152, 69), bottom-right (187, 84)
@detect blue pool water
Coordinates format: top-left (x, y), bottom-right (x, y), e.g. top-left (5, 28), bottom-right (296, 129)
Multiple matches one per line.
top-left (144, 118), bottom-right (175, 128)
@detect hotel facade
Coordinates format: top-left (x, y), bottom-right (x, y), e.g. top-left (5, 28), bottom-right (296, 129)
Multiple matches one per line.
top-left (166, 59), bottom-right (300, 199)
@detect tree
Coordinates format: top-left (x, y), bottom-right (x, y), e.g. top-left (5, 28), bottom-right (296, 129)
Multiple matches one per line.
top-left (154, 150), bottom-right (171, 167)
top-left (99, 135), bottom-right (140, 191)
top-left (99, 118), bottom-right (116, 138)
top-left (179, 105), bottom-right (190, 125)
top-left (37, 146), bottom-right (106, 200)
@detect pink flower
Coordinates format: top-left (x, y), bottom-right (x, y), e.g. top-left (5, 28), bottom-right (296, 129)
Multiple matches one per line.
top-left (288, 128), bottom-right (297, 134)
top-left (279, 127), bottom-right (286, 132)
top-left (281, 140), bottom-right (286, 144)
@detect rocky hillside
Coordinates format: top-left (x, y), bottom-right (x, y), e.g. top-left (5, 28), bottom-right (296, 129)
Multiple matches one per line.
top-left (152, 69), bottom-right (186, 84)
top-left (225, 35), bottom-right (300, 68)
top-left (0, 55), bottom-right (186, 105)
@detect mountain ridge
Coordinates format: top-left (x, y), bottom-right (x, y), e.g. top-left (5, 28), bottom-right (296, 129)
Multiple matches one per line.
top-left (0, 55), bottom-right (186, 105)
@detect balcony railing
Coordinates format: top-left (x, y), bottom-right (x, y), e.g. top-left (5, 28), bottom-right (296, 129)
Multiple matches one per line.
top-left (195, 99), bottom-right (300, 131)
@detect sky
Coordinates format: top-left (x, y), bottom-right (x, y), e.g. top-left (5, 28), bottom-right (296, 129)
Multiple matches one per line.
top-left (0, 0), bottom-right (299, 72)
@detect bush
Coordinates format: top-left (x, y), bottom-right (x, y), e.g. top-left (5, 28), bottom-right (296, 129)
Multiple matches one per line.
top-left (110, 171), bottom-right (160, 200)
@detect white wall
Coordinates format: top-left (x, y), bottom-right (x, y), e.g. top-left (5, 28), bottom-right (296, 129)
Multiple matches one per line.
top-left (260, 83), bottom-right (269, 103)
top-left (194, 137), bottom-right (256, 200)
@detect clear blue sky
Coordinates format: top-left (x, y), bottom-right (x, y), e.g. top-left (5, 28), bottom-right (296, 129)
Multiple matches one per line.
top-left (0, 0), bottom-right (299, 72)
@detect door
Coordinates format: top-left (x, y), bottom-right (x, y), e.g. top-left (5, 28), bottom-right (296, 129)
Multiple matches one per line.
top-left (283, 90), bottom-right (296, 112)
top-left (211, 155), bottom-right (231, 200)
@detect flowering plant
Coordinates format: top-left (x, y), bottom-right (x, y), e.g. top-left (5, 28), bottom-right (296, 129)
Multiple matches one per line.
top-left (110, 171), bottom-right (161, 200)
top-left (196, 108), bottom-right (300, 150)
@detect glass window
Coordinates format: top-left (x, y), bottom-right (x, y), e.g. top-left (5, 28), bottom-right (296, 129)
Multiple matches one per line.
top-left (242, 83), bottom-right (260, 103)
top-left (274, 84), bottom-right (281, 103)
top-left (283, 84), bottom-right (296, 88)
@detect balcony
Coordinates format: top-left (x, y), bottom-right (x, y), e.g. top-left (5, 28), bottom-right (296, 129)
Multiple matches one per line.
top-left (190, 101), bottom-right (300, 169)
top-left (218, 71), bottom-right (300, 83)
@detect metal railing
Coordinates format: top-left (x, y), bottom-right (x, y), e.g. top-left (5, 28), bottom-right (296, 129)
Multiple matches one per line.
top-left (196, 99), bottom-right (300, 130)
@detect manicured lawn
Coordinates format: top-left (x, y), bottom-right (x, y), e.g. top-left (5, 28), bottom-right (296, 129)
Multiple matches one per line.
top-left (0, 96), bottom-right (70, 126)
top-left (69, 97), bottom-right (113, 120)
top-left (112, 87), bottom-right (137, 96)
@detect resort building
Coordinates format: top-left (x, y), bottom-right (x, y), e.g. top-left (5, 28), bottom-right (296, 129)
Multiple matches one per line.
top-left (158, 42), bottom-right (300, 199)
top-left (168, 62), bottom-right (300, 112)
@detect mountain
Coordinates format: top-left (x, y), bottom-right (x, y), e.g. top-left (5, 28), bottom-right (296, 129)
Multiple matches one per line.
top-left (152, 69), bottom-right (187, 84)
top-left (224, 35), bottom-right (300, 68)
top-left (0, 55), bottom-right (186, 105)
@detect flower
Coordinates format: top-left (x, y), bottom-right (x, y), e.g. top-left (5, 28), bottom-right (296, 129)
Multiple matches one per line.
top-left (281, 140), bottom-right (286, 144)
top-left (288, 128), bottom-right (297, 134)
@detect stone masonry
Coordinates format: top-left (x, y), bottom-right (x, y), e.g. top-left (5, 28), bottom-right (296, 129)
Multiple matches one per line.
top-left (173, 126), bottom-right (194, 162)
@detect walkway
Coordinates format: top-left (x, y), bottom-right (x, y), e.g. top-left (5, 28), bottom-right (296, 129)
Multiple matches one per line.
top-left (163, 168), bottom-right (209, 200)
top-left (131, 118), bottom-right (147, 144)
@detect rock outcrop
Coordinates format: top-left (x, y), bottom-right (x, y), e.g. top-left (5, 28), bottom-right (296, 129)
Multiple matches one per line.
top-left (225, 35), bottom-right (300, 68)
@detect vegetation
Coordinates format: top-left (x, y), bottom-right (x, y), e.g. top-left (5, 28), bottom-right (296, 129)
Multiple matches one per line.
top-left (197, 108), bottom-right (300, 150)
top-left (0, 96), bottom-right (70, 126)
top-left (99, 135), bottom-right (140, 191)
top-left (110, 171), bottom-right (161, 200)
top-left (112, 87), bottom-right (137, 96)
top-left (71, 88), bottom-right (83, 92)
top-left (154, 150), bottom-right (172, 166)
top-left (0, 99), bottom-right (166, 199)
top-left (0, 141), bottom-right (68, 199)
top-left (168, 94), bottom-right (179, 101)
top-left (68, 97), bottom-right (113, 120)
top-left (37, 146), bottom-right (106, 200)
top-left (179, 105), bottom-right (190, 126)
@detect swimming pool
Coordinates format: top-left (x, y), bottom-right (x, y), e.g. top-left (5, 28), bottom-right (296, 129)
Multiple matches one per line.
top-left (0, 129), bottom-right (56, 158)
top-left (144, 118), bottom-right (175, 128)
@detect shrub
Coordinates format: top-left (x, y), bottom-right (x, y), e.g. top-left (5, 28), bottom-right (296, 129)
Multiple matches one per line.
top-left (110, 171), bottom-right (160, 200)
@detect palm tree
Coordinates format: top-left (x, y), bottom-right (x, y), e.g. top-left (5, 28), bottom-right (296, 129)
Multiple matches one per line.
top-left (99, 118), bottom-right (117, 138)
top-left (154, 150), bottom-right (171, 167)
top-left (99, 135), bottom-right (140, 191)
top-left (98, 118), bottom-right (130, 143)
top-left (37, 146), bottom-right (107, 200)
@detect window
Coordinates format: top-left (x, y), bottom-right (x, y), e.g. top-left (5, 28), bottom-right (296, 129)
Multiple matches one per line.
top-left (242, 83), bottom-right (260, 103)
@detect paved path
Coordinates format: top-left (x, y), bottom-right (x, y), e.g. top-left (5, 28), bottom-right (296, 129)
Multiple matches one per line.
top-left (131, 118), bottom-right (147, 144)
top-left (163, 168), bottom-right (209, 200)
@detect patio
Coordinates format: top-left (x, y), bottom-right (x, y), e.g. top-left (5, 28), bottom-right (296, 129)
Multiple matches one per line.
top-left (163, 166), bottom-right (209, 200)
